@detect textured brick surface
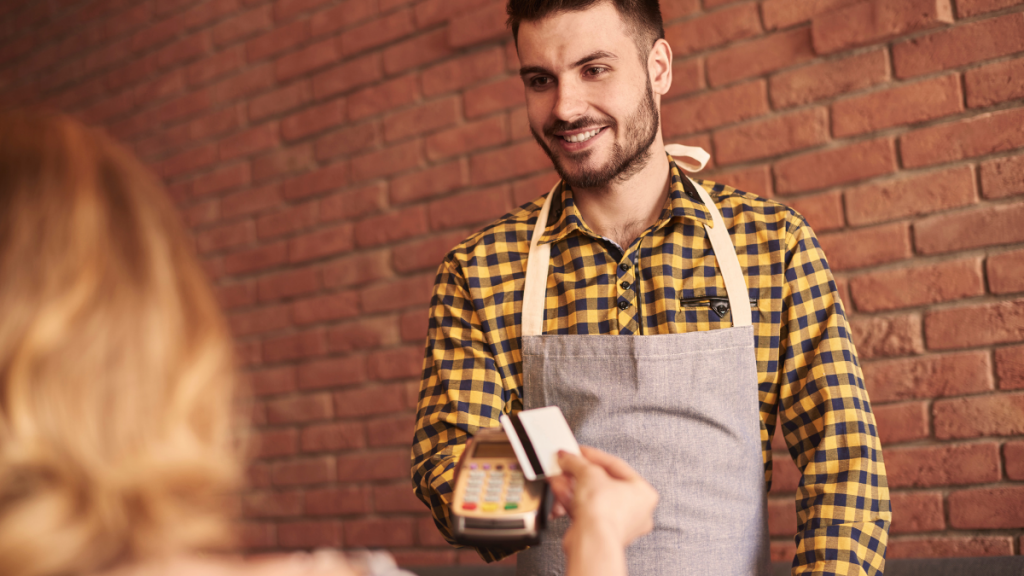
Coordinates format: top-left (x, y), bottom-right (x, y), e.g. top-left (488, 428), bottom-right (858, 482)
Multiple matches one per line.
top-left (7, 0), bottom-right (1024, 563)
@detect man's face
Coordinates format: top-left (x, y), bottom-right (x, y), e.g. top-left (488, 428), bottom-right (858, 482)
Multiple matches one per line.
top-left (517, 2), bottom-right (660, 190)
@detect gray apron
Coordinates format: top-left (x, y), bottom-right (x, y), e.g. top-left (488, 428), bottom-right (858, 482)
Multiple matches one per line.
top-left (515, 147), bottom-right (771, 576)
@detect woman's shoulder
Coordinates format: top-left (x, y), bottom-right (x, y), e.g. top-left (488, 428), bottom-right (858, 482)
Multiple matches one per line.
top-left (100, 550), bottom-right (414, 576)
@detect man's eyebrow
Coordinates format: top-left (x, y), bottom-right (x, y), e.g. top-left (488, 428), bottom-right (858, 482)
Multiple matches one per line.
top-left (518, 50), bottom-right (618, 77)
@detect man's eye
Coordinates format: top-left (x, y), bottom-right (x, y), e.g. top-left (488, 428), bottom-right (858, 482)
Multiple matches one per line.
top-left (529, 76), bottom-right (553, 87)
top-left (585, 66), bottom-right (607, 76)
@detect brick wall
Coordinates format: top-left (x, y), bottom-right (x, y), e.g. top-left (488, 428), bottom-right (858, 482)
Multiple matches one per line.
top-left (1, 0), bottom-right (1023, 566)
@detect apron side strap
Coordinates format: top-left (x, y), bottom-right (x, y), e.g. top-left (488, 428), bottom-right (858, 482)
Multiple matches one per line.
top-left (689, 178), bottom-right (753, 328)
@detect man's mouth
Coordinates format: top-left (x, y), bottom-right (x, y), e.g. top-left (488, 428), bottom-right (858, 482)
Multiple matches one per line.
top-left (557, 127), bottom-right (604, 143)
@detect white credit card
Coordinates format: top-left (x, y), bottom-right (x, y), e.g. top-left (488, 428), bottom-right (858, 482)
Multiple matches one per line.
top-left (499, 406), bottom-right (581, 481)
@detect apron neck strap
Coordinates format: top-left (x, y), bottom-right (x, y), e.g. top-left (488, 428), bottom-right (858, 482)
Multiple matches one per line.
top-left (521, 186), bottom-right (556, 337)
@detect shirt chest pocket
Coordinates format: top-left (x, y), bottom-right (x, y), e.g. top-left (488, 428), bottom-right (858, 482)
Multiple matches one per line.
top-left (677, 295), bottom-right (758, 330)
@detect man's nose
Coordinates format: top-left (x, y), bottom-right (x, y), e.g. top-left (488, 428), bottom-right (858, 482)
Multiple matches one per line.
top-left (552, 80), bottom-right (587, 122)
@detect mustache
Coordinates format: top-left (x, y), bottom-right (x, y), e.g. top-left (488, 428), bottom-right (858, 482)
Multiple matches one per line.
top-left (544, 116), bottom-right (614, 137)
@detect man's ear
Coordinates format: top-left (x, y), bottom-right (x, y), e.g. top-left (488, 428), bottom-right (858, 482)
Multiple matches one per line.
top-left (648, 38), bottom-right (673, 96)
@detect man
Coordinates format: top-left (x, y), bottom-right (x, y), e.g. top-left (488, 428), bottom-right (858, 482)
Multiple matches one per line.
top-left (411, 1), bottom-right (891, 574)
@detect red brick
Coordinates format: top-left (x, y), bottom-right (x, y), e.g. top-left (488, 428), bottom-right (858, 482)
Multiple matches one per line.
top-left (135, 70), bottom-right (186, 107)
top-left (414, 0), bottom-right (492, 27)
top-left (383, 28), bottom-right (453, 75)
top-left (301, 421), bottom-right (367, 452)
top-left (243, 490), bottom-right (303, 518)
top-left (254, 203), bottom-right (315, 240)
top-left (344, 519), bottom-right (415, 547)
top-left (361, 274), bottom-right (434, 314)
top-left (190, 106), bottom-right (243, 140)
top-left (464, 75), bottom-right (524, 119)
top-left (258, 267), bottom-right (320, 302)
top-left (949, 485), bottom-right (1024, 529)
top-left (774, 138), bottom-right (896, 195)
top-left (272, 0), bottom-right (330, 21)
top-left (393, 231), bottom-right (467, 274)
top-left (213, 5), bottom-right (272, 46)
top-left (761, 0), bottom-right (859, 30)
top-left (915, 202), bottom-right (1024, 255)
top-left (216, 282), bottom-right (258, 310)
top-left (271, 456), bottom-right (334, 486)
top-left (873, 401), bottom-right (929, 444)
top-left (713, 107), bottom-right (828, 166)
top-left (888, 536), bottom-right (1013, 559)
top-left (392, 551), bottom-right (457, 566)
top-left (263, 329), bottom-right (327, 362)
top-left (312, 53), bottom-right (382, 100)
top-left (322, 250), bottom-right (392, 288)
top-left (422, 46), bottom-right (504, 97)
top-left (367, 346), bottom-right (424, 381)
top-left (351, 140), bottom-right (423, 183)
top-left (136, 123), bottom-right (193, 162)
top-left (769, 451), bottom-right (800, 492)
top-left (927, 299), bottom-right (1024, 351)
top-left (933, 392), bottom-right (1024, 439)
top-left (980, 152), bottom-right (1024, 200)
top-left (512, 171), bottom-right (561, 205)
top-left (310, 0), bottom-right (377, 36)
top-left (812, 0), bottom-right (953, 56)
top-left (252, 428), bottom-right (298, 458)
top-left (279, 100), bottom-right (345, 142)
top-left (997, 344), bottom-right (1024, 390)
top-left (766, 497), bottom-right (797, 536)
top-left (384, 97), bottom-right (460, 142)
top-left (706, 27), bottom-right (814, 88)
top-left (785, 192), bottom-right (844, 232)
top-left (320, 183), bottom-right (387, 223)
top-left (291, 291), bottom-right (361, 325)
top-left (197, 220), bottom-right (254, 254)
top-left (400, 312), bottom-right (428, 345)
top-left (889, 491), bottom-right (945, 534)
top-left (219, 124), bottom-right (278, 162)
top-left (327, 316), bottom-right (401, 353)
top-left (246, 19), bottom-right (308, 62)
top-left (662, 80), bottom-right (768, 138)
top-left (391, 159), bottom-right (468, 204)
top-left (957, 0), bottom-right (1024, 17)
top-left (315, 121), bottom-right (381, 161)
top-left (305, 486), bottom-right (370, 516)
top-left (249, 366), bottom-right (298, 396)
top-left (428, 117), bottom-right (509, 165)
top-left (884, 443), bottom-right (1000, 487)
top-left (863, 352), bottom-right (993, 404)
top-left (334, 385), bottom-right (407, 418)
top-left (833, 74), bottom-right (962, 138)
top-left (470, 140), bottom-right (552, 185)
top-left (366, 414), bottom-right (416, 447)
top-left (337, 449), bottom-right (408, 482)
top-left (769, 541), bottom-right (797, 563)
top-left (448, 0), bottom-right (506, 48)
top-left (893, 12), bottom-right (1024, 79)
top-left (428, 185), bottom-right (511, 230)
top-left (339, 8), bottom-right (415, 57)
top-left (150, 87), bottom-right (214, 126)
top-left (249, 81), bottom-right (311, 120)
top-left (237, 522), bottom-right (275, 548)
top-left (156, 32), bottom-right (211, 70)
top-left (251, 145), bottom-right (317, 184)
top-left (817, 222), bottom-right (912, 272)
top-left (849, 314), bottom-right (924, 360)
top-left (989, 248), bottom-right (1024, 294)
top-left (297, 356), bottom-right (367, 391)
top-left (665, 3), bottom-right (761, 58)
top-left (373, 483), bottom-right (423, 513)
top-left (266, 393), bottom-right (332, 425)
top-left (965, 55), bottom-right (1024, 108)
top-left (157, 144), bottom-right (218, 179)
top-left (236, 340), bottom-right (262, 367)
top-left (278, 520), bottom-right (341, 548)
top-left (282, 162), bottom-right (349, 201)
top-left (275, 38), bottom-right (337, 82)
top-left (850, 257), bottom-right (984, 313)
top-left (287, 223), bottom-right (354, 264)
top-left (185, 201), bottom-right (220, 228)
top-left (248, 461), bottom-right (272, 488)
top-left (847, 166), bottom-right (978, 227)
top-left (349, 75), bottom-right (420, 122)
top-left (769, 49), bottom-right (888, 109)
top-left (224, 242), bottom-right (288, 275)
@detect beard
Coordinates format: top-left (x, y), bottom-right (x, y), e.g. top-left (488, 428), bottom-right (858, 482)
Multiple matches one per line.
top-left (531, 77), bottom-right (660, 190)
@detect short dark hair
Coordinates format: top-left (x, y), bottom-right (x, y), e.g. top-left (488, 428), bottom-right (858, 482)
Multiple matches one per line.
top-left (507, 0), bottom-right (664, 59)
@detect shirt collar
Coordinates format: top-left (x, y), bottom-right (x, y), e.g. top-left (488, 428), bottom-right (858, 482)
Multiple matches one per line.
top-left (536, 155), bottom-right (713, 245)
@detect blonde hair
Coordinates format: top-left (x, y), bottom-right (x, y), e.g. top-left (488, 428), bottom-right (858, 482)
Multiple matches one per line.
top-left (0, 111), bottom-right (243, 576)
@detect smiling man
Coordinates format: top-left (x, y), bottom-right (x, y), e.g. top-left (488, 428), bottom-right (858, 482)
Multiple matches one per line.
top-left (411, 1), bottom-right (891, 575)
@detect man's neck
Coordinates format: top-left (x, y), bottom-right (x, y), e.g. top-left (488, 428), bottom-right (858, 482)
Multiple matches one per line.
top-left (570, 139), bottom-right (671, 251)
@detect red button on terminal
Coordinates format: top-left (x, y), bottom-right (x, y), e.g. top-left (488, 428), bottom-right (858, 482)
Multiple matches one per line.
top-left (462, 503), bottom-right (477, 510)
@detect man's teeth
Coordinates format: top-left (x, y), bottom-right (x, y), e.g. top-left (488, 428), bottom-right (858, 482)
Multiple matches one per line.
top-left (563, 128), bottom-right (601, 143)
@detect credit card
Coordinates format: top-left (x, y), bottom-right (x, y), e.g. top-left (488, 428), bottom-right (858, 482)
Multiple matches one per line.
top-left (499, 406), bottom-right (581, 481)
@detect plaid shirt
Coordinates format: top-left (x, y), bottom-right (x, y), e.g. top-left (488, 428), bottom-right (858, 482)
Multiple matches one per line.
top-left (411, 159), bottom-right (891, 575)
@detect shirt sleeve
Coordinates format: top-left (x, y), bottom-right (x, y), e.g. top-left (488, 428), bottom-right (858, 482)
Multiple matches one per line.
top-left (409, 256), bottom-right (520, 563)
top-left (777, 215), bottom-right (892, 576)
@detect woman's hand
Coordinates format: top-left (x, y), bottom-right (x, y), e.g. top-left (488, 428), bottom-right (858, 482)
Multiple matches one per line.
top-left (547, 446), bottom-right (658, 550)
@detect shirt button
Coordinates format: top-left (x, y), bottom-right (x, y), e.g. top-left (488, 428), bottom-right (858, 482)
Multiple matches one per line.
top-left (619, 262), bottom-right (630, 271)
top-left (618, 301), bottom-right (629, 310)
top-left (620, 281), bottom-right (629, 290)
